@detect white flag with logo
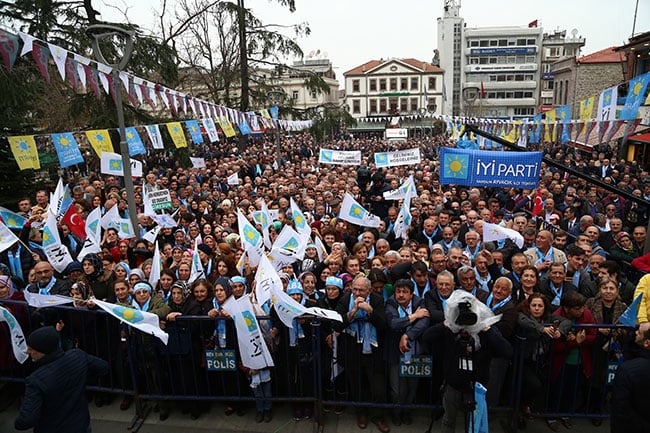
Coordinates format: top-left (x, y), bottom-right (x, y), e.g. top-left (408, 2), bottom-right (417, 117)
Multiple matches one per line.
top-left (254, 254), bottom-right (283, 307)
top-left (93, 298), bottom-right (168, 345)
top-left (227, 172), bottom-right (239, 185)
top-left (100, 152), bottom-right (143, 177)
top-left (189, 239), bottom-right (205, 283)
top-left (597, 85), bottom-right (618, 122)
top-left (268, 225), bottom-right (305, 270)
top-left (270, 284), bottom-right (308, 328)
top-left (393, 187), bottom-right (415, 241)
top-left (190, 157), bottom-right (206, 168)
top-left (149, 241), bottom-right (161, 287)
top-left (339, 193), bottom-right (381, 228)
top-left (146, 124), bottom-right (164, 149)
top-left (222, 295), bottom-right (274, 369)
top-left (23, 291), bottom-right (74, 308)
top-left (383, 175), bottom-right (416, 200)
top-left (290, 197), bottom-right (311, 240)
top-left (143, 225), bottom-right (162, 245)
top-left (0, 221), bottom-right (20, 253)
top-left (42, 212), bottom-right (73, 273)
top-left (237, 209), bottom-right (265, 266)
top-left (483, 222), bottom-right (524, 248)
top-left (0, 306), bottom-right (28, 364)
top-left (202, 117), bottom-right (220, 143)
top-left (78, 207), bottom-right (102, 261)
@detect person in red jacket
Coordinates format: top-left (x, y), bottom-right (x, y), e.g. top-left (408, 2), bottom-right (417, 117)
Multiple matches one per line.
top-left (546, 291), bottom-right (596, 431)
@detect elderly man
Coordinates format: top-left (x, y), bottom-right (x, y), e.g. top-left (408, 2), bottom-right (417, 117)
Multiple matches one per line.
top-left (334, 275), bottom-right (390, 433)
top-left (27, 262), bottom-right (71, 296)
top-left (539, 262), bottom-right (578, 312)
top-left (524, 230), bottom-right (567, 279)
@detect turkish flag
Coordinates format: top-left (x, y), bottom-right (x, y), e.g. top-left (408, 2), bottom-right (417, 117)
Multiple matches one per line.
top-left (480, 81), bottom-right (486, 99)
top-left (531, 190), bottom-right (544, 217)
top-left (62, 205), bottom-right (86, 240)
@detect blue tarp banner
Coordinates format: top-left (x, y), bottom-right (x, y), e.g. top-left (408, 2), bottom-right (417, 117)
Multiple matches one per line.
top-left (440, 147), bottom-right (542, 188)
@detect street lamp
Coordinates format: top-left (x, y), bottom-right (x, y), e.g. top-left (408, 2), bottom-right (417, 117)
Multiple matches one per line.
top-left (462, 86), bottom-right (480, 118)
top-left (418, 107), bottom-right (427, 137)
top-left (86, 24), bottom-right (138, 232)
top-left (266, 89), bottom-right (285, 167)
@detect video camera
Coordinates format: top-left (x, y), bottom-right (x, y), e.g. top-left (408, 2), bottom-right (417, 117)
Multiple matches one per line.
top-left (455, 301), bottom-right (478, 327)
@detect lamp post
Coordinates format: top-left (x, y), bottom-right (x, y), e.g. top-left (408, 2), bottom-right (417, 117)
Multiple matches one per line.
top-left (462, 86), bottom-right (480, 118)
top-left (266, 89), bottom-right (285, 167)
top-left (86, 24), bottom-right (138, 233)
top-left (418, 107), bottom-right (427, 138)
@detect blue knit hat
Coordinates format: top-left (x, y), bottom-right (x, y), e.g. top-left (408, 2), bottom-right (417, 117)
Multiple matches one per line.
top-left (325, 276), bottom-right (343, 289)
top-left (287, 279), bottom-right (303, 296)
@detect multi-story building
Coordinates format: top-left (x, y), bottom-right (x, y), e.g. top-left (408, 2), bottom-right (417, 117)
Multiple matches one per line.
top-left (436, 0), bottom-right (464, 116)
top-left (539, 29), bottom-right (586, 112)
top-left (342, 58), bottom-right (444, 119)
top-left (274, 58), bottom-right (340, 112)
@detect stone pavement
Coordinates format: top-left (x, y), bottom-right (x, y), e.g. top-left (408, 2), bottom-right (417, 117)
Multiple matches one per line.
top-left (1, 396), bottom-right (608, 433)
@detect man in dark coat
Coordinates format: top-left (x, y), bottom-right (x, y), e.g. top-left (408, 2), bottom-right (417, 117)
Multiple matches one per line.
top-left (15, 326), bottom-right (109, 433)
top-left (611, 322), bottom-right (650, 433)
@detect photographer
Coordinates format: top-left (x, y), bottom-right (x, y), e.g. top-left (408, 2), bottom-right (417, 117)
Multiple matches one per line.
top-left (422, 291), bottom-right (512, 433)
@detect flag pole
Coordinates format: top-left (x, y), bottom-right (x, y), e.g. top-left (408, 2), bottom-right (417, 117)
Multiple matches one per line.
top-left (17, 238), bottom-right (35, 256)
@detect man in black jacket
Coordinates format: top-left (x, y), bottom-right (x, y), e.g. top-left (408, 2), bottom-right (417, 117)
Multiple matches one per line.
top-left (611, 322), bottom-right (650, 433)
top-left (15, 326), bottom-right (109, 433)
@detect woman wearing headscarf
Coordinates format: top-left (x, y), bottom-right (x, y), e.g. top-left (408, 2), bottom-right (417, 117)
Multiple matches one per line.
top-left (81, 253), bottom-right (114, 302)
top-left (317, 276), bottom-right (345, 411)
top-left (609, 231), bottom-right (639, 271)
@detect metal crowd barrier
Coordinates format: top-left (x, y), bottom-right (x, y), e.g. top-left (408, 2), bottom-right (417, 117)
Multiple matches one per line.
top-left (0, 301), bottom-right (631, 431)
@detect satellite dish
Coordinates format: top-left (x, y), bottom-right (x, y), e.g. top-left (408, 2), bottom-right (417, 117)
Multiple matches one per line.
top-left (571, 29), bottom-right (579, 40)
top-left (307, 50), bottom-right (315, 58)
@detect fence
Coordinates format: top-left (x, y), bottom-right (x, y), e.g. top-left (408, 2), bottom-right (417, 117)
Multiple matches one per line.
top-left (0, 300), bottom-right (629, 431)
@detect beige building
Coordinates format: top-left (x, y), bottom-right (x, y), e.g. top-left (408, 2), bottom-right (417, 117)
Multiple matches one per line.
top-left (343, 58), bottom-right (444, 120)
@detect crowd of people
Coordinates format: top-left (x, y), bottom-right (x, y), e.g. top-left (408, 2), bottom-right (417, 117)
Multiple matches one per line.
top-left (2, 130), bottom-right (650, 433)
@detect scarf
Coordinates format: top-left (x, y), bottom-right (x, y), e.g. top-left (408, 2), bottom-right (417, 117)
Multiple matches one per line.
top-left (440, 240), bottom-right (456, 254)
top-left (534, 247), bottom-right (554, 266)
top-left (8, 246), bottom-right (23, 281)
top-left (421, 230), bottom-right (437, 249)
top-left (549, 282), bottom-right (563, 307)
top-left (289, 318), bottom-right (305, 347)
top-left (485, 293), bottom-right (512, 312)
top-left (411, 278), bottom-right (431, 298)
top-left (212, 297), bottom-right (227, 348)
top-left (250, 368), bottom-right (271, 388)
top-left (475, 270), bottom-right (491, 293)
top-left (398, 302), bottom-right (417, 362)
top-left (37, 277), bottom-right (57, 295)
top-left (437, 290), bottom-right (449, 311)
top-left (345, 294), bottom-right (377, 354)
top-left (464, 244), bottom-right (480, 262)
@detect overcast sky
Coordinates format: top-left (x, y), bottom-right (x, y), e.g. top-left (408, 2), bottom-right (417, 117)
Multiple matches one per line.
top-left (96, 0), bottom-right (649, 80)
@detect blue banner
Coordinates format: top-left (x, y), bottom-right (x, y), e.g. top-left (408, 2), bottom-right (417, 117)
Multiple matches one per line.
top-left (269, 106), bottom-right (279, 119)
top-left (238, 120), bottom-right (252, 135)
top-left (125, 127), bottom-right (146, 156)
top-left (620, 72), bottom-right (650, 120)
top-left (185, 120), bottom-right (204, 144)
top-left (440, 148), bottom-right (542, 188)
top-left (51, 132), bottom-right (84, 168)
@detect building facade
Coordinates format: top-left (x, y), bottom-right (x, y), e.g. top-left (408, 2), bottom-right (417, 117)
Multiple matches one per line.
top-left (436, 0), bottom-right (464, 116)
top-left (276, 58), bottom-right (340, 112)
top-left (343, 58), bottom-right (444, 119)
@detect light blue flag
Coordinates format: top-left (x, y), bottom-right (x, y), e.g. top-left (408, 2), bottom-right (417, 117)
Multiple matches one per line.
top-left (472, 382), bottom-right (489, 433)
top-left (238, 120), bottom-right (252, 135)
top-left (185, 120), bottom-right (204, 144)
top-left (618, 294), bottom-right (643, 327)
top-left (269, 106), bottom-right (279, 119)
top-left (620, 72), bottom-right (650, 120)
top-left (51, 132), bottom-right (84, 168)
top-left (0, 207), bottom-right (26, 229)
top-left (556, 105), bottom-right (572, 143)
top-left (125, 127), bottom-right (146, 156)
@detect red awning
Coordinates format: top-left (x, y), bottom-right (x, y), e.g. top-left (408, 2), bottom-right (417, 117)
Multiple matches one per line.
top-left (629, 132), bottom-right (650, 144)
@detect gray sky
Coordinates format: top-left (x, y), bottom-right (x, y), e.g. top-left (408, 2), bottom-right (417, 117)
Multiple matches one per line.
top-left (96, 0), bottom-right (649, 81)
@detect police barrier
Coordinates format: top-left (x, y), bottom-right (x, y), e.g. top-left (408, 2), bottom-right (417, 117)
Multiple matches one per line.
top-left (0, 301), bottom-right (630, 428)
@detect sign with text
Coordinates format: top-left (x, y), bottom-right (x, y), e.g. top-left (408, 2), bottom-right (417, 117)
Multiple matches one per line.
top-left (146, 189), bottom-right (172, 211)
top-left (384, 128), bottom-right (408, 139)
top-left (399, 355), bottom-right (433, 378)
top-left (374, 148), bottom-right (421, 168)
top-left (439, 148), bottom-right (542, 188)
top-left (318, 148), bottom-right (361, 166)
top-left (204, 349), bottom-right (237, 371)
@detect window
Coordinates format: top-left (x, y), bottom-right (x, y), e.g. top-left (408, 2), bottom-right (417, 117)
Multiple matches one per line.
top-left (523, 91), bottom-right (533, 98)
top-left (390, 78), bottom-right (397, 91)
top-left (428, 77), bottom-right (436, 90)
top-left (369, 99), bottom-right (377, 113)
top-left (489, 40), bottom-right (498, 47)
top-left (311, 91), bottom-right (317, 100)
top-left (516, 38), bottom-right (526, 46)
top-left (352, 79), bottom-right (360, 93)
top-left (469, 57), bottom-right (479, 64)
top-left (410, 97), bottom-right (418, 112)
top-left (410, 77), bottom-right (418, 90)
top-left (352, 100), bottom-right (360, 113)
top-left (400, 98), bottom-right (408, 112)
top-left (379, 79), bottom-right (387, 91)
top-left (379, 99), bottom-right (387, 112)
top-left (369, 79), bottom-right (377, 92)
top-left (400, 78), bottom-right (408, 90)
top-left (527, 39), bottom-right (536, 45)
top-left (480, 40), bottom-right (489, 47)
top-left (514, 108), bottom-right (535, 116)
top-left (470, 40), bottom-right (479, 47)
top-left (292, 90), bottom-right (299, 100)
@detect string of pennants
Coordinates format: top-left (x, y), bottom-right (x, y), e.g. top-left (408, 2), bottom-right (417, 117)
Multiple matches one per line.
top-left (0, 27), bottom-right (312, 138)
top-left (356, 72), bottom-right (650, 148)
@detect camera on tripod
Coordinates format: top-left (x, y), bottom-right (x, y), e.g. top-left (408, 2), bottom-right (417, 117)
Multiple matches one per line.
top-left (455, 301), bottom-right (478, 327)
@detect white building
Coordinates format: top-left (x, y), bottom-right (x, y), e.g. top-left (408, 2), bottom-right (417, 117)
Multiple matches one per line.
top-left (343, 58), bottom-right (444, 119)
top-left (436, 0), bottom-right (464, 116)
top-left (274, 58), bottom-right (340, 112)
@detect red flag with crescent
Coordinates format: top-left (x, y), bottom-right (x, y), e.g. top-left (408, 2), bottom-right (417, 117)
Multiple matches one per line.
top-left (531, 189), bottom-right (544, 217)
top-left (62, 205), bottom-right (86, 240)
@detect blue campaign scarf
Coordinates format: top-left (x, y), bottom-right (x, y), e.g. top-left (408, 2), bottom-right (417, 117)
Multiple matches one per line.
top-left (37, 277), bottom-right (57, 295)
top-left (132, 297), bottom-right (151, 312)
top-left (566, 268), bottom-right (581, 288)
top-left (422, 230), bottom-right (436, 248)
top-left (485, 293), bottom-right (512, 312)
top-left (161, 289), bottom-right (171, 303)
top-left (511, 272), bottom-right (520, 283)
top-left (68, 235), bottom-right (78, 252)
top-left (289, 318), bottom-right (305, 347)
top-left (465, 245), bottom-right (480, 262)
top-left (534, 247), bottom-right (554, 266)
top-left (8, 246), bottom-right (23, 281)
top-left (440, 240), bottom-right (456, 254)
top-left (411, 278), bottom-right (431, 297)
top-left (345, 294), bottom-right (377, 354)
top-left (437, 290), bottom-right (449, 311)
top-left (367, 245), bottom-right (375, 259)
top-left (398, 302), bottom-right (417, 362)
top-left (474, 270), bottom-right (491, 293)
top-left (212, 298), bottom-right (227, 348)
top-left (549, 282), bottom-right (563, 307)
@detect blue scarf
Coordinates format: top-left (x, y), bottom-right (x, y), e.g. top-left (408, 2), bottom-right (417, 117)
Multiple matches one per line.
top-left (212, 298), bottom-right (227, 348)
top-left (474, 270), bottom-right (491, 293)
top-left (37, 277), bottom-right (57, 295)
top-left (345, 294), bottom-right (377, 354)
top-left (549, 282), bottom-right (563, 307)
top-left (67, 235), bottom-right (78, 253)
top-left (439, 240), bottom-right (457, 254)
top-left (485, 293), bottom-right (512, 312)
top-left (8, 246), bottom-right (23, 281)
top-left (398, 302), bottom-right (416, 362)
top-left (289, 296), bottom-right (306, 346)
top-left (534, 247), bottom-right (554, 266)
top-left (411, 278), bottom-right (430, 298)
top-left (465, 244), bottom-right (480, 262)
top-left (437, 290), bottom-right (449, 311)
top-left (421, 230), bottom-right (437, 248)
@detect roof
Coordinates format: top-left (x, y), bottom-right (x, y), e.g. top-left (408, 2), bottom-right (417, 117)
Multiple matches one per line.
top-left (577, 47), bottom-right (625, 64)
top-left (344, 58), bottom-right (444, 75)
top-left (628, 132), bottom-right (650, 144)
top-left (574, 122), bottom-right (646, 147)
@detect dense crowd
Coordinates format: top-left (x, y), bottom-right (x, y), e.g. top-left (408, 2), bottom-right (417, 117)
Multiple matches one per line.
top-left (2, 130), bottom-right (650, 433)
